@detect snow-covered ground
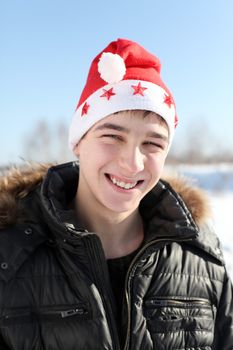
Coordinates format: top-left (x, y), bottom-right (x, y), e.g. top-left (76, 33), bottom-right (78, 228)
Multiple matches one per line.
top-left (166, 163), bottom-right (233, 281)
top-left (210, 192), bottom-right (233, 280)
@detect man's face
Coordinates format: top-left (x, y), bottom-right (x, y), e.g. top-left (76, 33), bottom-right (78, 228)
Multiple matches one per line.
top-left (75, 111), bottom-right (169, 217)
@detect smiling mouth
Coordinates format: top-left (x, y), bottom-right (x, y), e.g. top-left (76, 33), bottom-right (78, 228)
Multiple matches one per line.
top-left (106, 174), bottom-right (143, 190)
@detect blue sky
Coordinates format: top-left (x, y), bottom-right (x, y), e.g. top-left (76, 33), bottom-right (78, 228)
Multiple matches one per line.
top-left (1, 0), bottom-right (233, 165)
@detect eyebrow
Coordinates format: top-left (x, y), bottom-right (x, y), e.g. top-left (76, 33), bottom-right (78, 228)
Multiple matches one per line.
top-left (94, 122), bottom-right (169, 143)
top-left (93, 123), bottom-right (129, 133)
top-left (147, 131), bottom-right (169, 143)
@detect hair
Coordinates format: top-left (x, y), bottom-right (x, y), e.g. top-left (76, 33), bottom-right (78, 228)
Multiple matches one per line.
top-left (113, 109), bottom-right (168, 128)
top-left (78, 109), bottom-right (168, 144)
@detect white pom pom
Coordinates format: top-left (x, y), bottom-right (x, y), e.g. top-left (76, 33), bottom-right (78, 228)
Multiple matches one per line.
top-left (98, 52), bottom-right (126, 84)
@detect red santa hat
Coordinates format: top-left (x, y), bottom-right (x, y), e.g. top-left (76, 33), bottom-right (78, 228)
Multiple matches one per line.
top-left (69, 38), bottom-right (178, 150)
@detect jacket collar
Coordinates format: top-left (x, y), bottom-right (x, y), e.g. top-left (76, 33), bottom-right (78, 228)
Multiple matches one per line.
top-left (0, 162), bottom-right (224, 263)
top-left (40, 162), bottom-right (197, 235)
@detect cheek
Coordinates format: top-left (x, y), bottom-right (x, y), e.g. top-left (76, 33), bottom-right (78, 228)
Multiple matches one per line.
top-left (99, 143), bottom-right (119, 157)
top-left (146, 154), bottom-right (166, 175)
top-left (79, 143), bottom-right (116, 172)
top-left (96, 143), bottom-right (119, 161)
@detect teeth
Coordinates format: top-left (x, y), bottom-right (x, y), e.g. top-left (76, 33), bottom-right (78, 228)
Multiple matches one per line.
top-left (110, 176), bottom-right (137, 189)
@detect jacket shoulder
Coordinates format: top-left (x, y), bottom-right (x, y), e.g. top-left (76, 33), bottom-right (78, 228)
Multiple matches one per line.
top-left (163, 176), bottom-right (211, 228)
top-left (0, 164), bottom-right (51, 281)
top-left (0, 163), bottom-right (51, 229)
top-left (0, 223), bottom-right (47, 282)
top-left (162, 176), bottom-right (225, 264)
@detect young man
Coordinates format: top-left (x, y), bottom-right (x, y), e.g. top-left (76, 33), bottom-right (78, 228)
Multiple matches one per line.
top-left (0, 38), bottom-right (232, 349)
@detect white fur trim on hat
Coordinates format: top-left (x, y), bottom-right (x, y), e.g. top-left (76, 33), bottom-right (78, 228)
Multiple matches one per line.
top-left (97, 52), bottom-right (126, 84)
top-left (69, 80), bottom-right (176, 151)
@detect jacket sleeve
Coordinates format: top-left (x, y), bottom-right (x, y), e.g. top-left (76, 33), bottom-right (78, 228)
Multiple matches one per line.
top-left (213, 269), bottom-right (233, 349)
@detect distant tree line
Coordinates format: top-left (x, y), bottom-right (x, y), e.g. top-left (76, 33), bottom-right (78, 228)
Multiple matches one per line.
top-left (22, 119), bottom-right (74, 164)
top-left (167, 118), bottom-right (233, 164)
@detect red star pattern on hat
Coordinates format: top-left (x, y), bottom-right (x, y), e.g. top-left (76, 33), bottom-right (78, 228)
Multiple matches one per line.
top-left (163, 94), bottom-right (173, 108)
top-left (81, 102), bottom-right (90, 116)
top-left (100, 87), bottom-right (116, 100)
top-left (131, 82), bottom-right (147, 96)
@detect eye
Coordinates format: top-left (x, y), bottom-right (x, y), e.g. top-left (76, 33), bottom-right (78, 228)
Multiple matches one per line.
top-left (143, 141), bottom-right (166, 151)
top-left (102, 134), bottom-right (122, 141)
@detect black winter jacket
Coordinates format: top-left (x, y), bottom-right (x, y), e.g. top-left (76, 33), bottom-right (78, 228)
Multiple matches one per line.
top-left (0, 162), bottom-right (232, 349)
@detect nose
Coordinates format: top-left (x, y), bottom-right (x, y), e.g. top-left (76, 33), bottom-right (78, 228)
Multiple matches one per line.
top-left (118, 145), bottom-right (144, 174)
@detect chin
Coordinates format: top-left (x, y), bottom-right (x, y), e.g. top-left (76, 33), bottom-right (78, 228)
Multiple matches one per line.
top-left (102, 198), bottom-right (141, 215)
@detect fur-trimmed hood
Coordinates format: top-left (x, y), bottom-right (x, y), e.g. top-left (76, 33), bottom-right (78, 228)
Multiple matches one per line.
top-left (0, 163), bottom-right (51, 229)
top-left (0, 162), bottom-right (211, 230)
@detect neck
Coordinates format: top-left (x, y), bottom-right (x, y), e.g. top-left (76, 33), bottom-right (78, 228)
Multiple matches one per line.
top-left (74, 194), bottom-right (144, 259)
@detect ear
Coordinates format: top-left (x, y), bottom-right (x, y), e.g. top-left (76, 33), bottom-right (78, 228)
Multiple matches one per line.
top-left (73, 143), bottom-right (80, 157)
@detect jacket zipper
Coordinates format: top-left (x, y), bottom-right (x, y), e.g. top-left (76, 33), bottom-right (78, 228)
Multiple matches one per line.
top-left (60, 307), bottom-right (87, 318)
top-left (84, 235), bottom-right (120, 350)
top-left (145, 297), bottom-right (212, 308)
top-left (123, 235), bottom-right (196, 350)
top-left (2, 305), bottom-right (88, 324)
